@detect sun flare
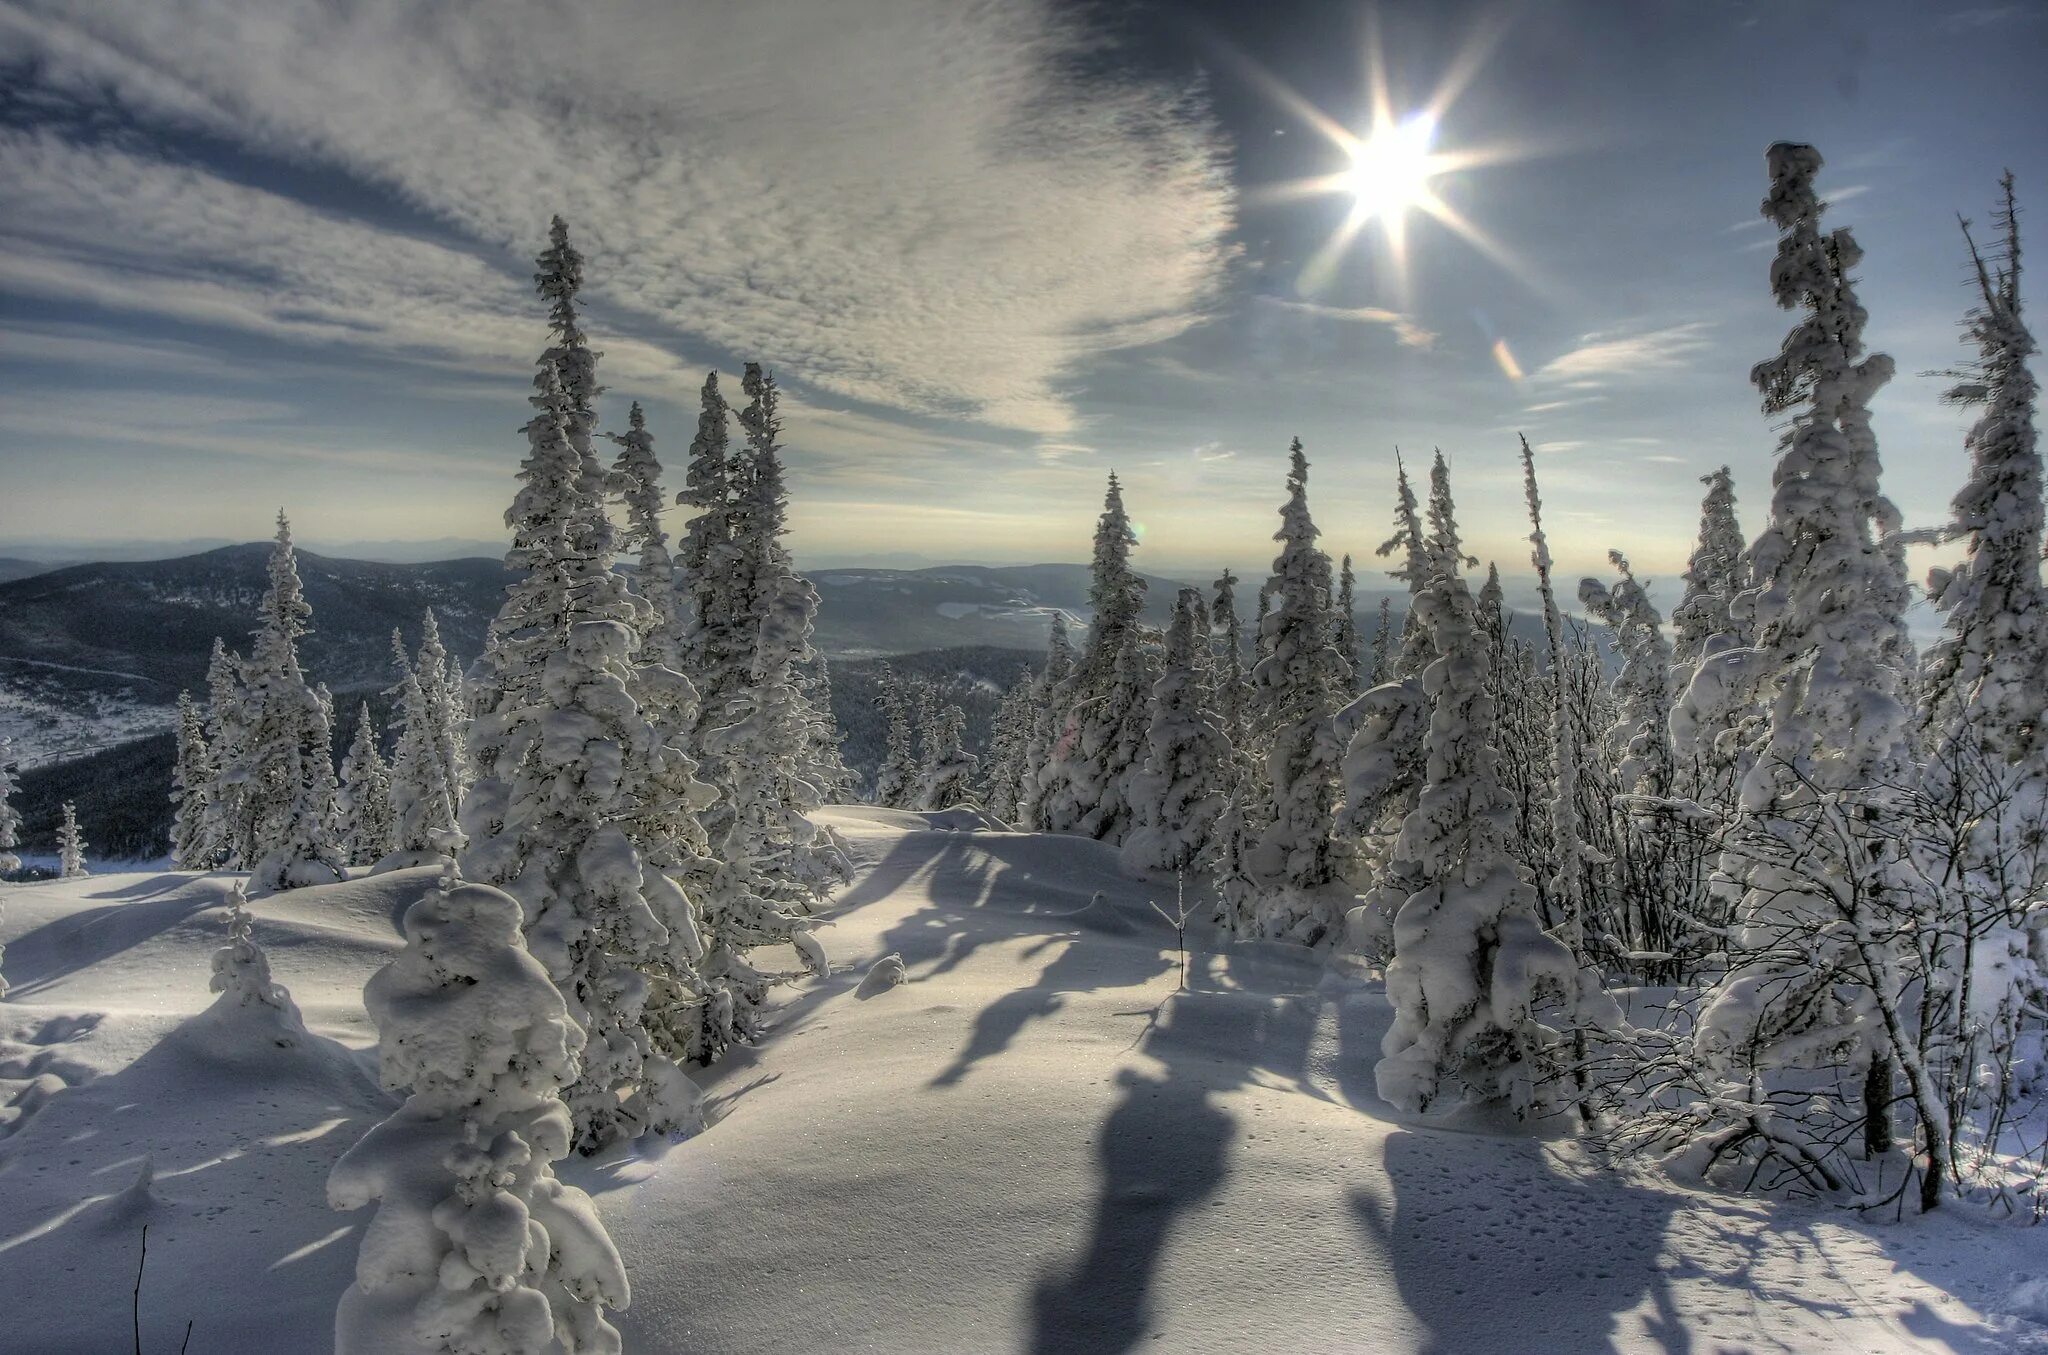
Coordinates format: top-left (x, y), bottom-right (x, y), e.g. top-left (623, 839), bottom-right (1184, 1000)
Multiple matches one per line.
top-left (1343, 113), bottom-right (1440, 224)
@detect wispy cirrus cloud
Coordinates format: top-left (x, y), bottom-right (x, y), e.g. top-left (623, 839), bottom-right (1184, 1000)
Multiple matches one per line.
top-left (0, 0), bottom-right (1236, 437)
top-left (1532, 321), bottom-right (1715, 390)
top-left (1252, 295), bottom-right (1437, 350)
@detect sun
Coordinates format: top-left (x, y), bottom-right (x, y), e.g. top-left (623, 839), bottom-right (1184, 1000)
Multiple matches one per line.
top-left (1342, 112), bottom-right (1441, 226)
top-left (1226, 14), bottom-right (1542, 304)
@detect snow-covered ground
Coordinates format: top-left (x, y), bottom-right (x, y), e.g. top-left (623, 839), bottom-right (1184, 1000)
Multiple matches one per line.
top-left (1, 808), bottom-right (2042, 1353)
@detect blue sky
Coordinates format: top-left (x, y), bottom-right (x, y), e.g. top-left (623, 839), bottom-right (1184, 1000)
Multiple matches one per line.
top-left (0, 0), bottom-right (2041, 596)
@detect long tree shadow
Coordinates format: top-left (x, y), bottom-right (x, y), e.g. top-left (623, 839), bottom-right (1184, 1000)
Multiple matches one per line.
top-left (1029, 980), bottom-right (1326, 1354)
top-left (1354, 1129), bottom-right (1688, 1355)
top-left (1, 875), bottom-right (227, 999)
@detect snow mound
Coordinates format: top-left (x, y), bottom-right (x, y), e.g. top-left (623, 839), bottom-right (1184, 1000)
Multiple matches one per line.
top-left (857, 952), bottom-right (907, 997)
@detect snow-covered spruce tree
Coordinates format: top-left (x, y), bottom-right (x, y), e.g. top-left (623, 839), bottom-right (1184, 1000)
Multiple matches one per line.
top-left (56, 801), bottom-right (87, 879)
top-left (232, 512), bottom-right (346, 890)
top-left (463, 353), bottom-right (691, 1150)
top-left (915, 700), bottom-right (978, 811)
top-left (210, 880), bottom-right (306, 1037)
top-left (1374, 560), bottom-right (1615, 1116)
top-left (1015, 614), bottom-right (1076, 831)
top-left (1368, 596), bottom-right (1394, 688)
top-left (1333, 554), bottom-right (1364, 696)
top-left (0, 738), bottom-right (20, 876)
top-left (1578, 553), bottom-right (1677, 802)
top-left (690, 541), bottom-right (831, 1062)
top-left (1521, 440), bottom-right (1590, 956)
top-left (1578, 552), bottom-right (1697, 973)
top-left (1682, 144), bottom-right (1918, 1182)
top-left (609, 401), bottom-right (685, 667)
top-left (170, 691), bottom-right (219, 870)
top-left (1209, 567), bottom-right (1248, 747)
top-left (717, 363), bottom-right (849, 898)
top-left (674, 372), bottom-right (741, 723)
top-left (200, 636), bottom-right (255, 868)
top-left (461, 225), bottom-right (693, 1148)
top-left (1038, 474), bottom-right (1150, 840)
top-left (1124, 587), bottom-right (1234, 875)
top-left (380, 635), bottom-right (461, 874)
top-left (329, 871), bottom-right (630, 1355)
top-left (1338, 452), bottom-right (1476, 954)
top-left (1899, 175), bottom-right (2048, 1208)
top-left (337, 703), bottom-right (397, 868)
top-left (1670, 466), bottom-right (1748, 690)
top-left (1376, 453), bottom-right (1433, 679)
top-left (980, 677), bottom-right (1035, 822)
top-left (413, 610), bottom-right (469, 806)
top-left (871, 665), bottom-right (919, 809)
top-left (797, 656), bottom-right (858, 805)
top-left (1249, 439), bottom-right (1350, 941)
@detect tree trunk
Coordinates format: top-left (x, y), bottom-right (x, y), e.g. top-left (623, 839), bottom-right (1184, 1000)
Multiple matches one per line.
top-left (1863, 1053), bottom-right (1892, 1158)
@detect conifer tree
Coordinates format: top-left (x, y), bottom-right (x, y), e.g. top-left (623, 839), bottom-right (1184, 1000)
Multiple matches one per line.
top-left (201, 636), bottom-right (255, 867)
top-left (980, 677), bottom-right (1036, 822)
top-left (872, 665), bottom-right (919, 809)
top-left (1124, 588), bottom-right (1234, 874)
top-left (676, 372), bottom-right (739, 710)
top-left (413, 610), bottom-right (468, 804)
top-left (1038, 474), bottom-right (1149, 840)
top-left (210, 880), bottom-right (306, 1036)
top-left (1333, 554), bottom-right (1363, 695)
top-left (462, 222), bottom-right (693, 1149)
top-left (379, 636), bottom-right (461, 873)
top-left (610, 401), bottom-right (684, 667)
top-left (1669, 466), bottom-right (1748, 688)
top-left (0, 738), bottom-right (20, 877)
top-left (235, 511), bottom-right (346, 890)
top-left (1921, 174), bottom-right (2045, 760)
top-left (1249, 438), bottom-right (1349, 940)
top-left (798, 656), bottom-right (859, 803)
top-left (337, 703), bottom-right (397, 867)
top-left (1015, 616), bottom-right (1076, 830)
top-left (56, 801), bottom-right (87, 879)
top-left (1210, 567), bottom-right (1247, 742)
top-left (170, 691), bottom-right (218, 869)
top-left (1523, 440), bottom-right (1589, 954)
top-left (1377, 453), bottom-right (1433, 678)
top-left (1690, 144), bottom-right (1915, 1154)
top-left (1578, 552), bottom-right (1677, 801)
top-left (1374, 566), bottom-right (1612, 1115)
top-left (330, 872), bottom-right (630, 1355)
top-left (915, 700), bottom-right (978, 811)
top-left (1368, 596), bottom-right (1394, 687)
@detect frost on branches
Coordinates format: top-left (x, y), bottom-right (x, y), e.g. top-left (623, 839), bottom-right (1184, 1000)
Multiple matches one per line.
top-left (1374, 569), bottom-right (1613, 1117)
top-left (329, 875), bottom-right (630, 1355)
top-left (1123, 588), bottom-right (1234, 875)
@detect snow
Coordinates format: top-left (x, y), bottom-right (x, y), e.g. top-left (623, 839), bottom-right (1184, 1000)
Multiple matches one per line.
top-left (0, 820), bottom-right (2042, 1352)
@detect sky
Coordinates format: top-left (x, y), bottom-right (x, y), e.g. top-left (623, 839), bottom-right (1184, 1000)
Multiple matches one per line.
top-left (0, 0), bottom-right (2043, 596)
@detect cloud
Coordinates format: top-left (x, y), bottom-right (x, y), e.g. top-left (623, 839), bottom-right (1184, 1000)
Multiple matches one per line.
top-left (0, 0), bottom-right (1236, 437)
top-left (1253, 296), bottom-right (1437, 349)
top-left (1532, 322), bottom-right (1715, 389)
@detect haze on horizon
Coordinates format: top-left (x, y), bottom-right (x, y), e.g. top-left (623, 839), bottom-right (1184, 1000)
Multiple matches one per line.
top-left (1, 0), bottom-right (2043, 591)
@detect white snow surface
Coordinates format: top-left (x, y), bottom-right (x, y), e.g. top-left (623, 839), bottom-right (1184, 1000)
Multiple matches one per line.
top-left (0, 813), bottom-right (2042, 1353)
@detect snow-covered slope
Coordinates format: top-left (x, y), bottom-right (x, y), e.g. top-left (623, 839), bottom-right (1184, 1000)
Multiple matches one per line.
top-left (0, 816), bottom-right (2039, 1353)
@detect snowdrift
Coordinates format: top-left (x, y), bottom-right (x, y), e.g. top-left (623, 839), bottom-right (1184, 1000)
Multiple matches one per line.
top-left (0, 815), bottom-right (2041, 1353)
